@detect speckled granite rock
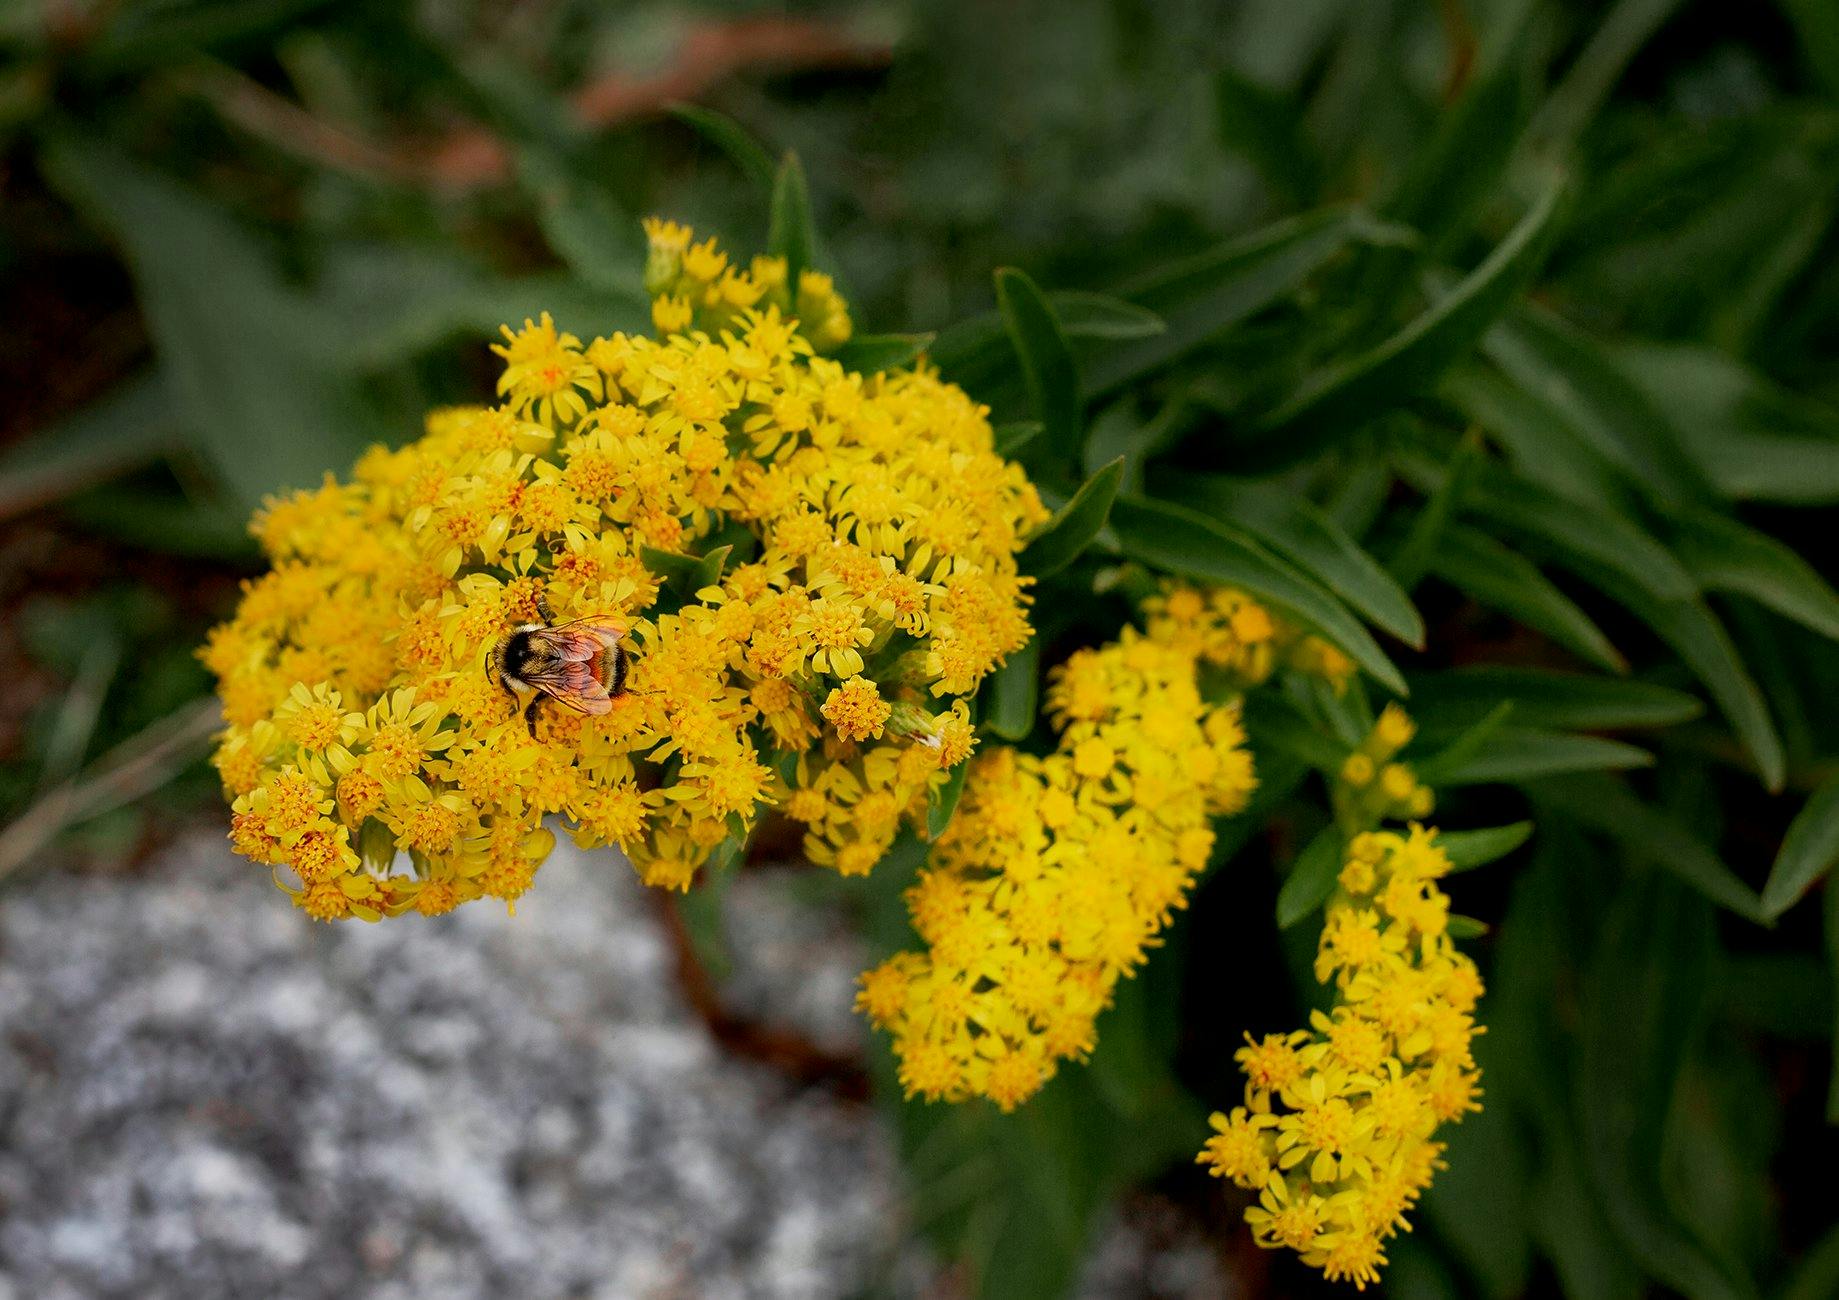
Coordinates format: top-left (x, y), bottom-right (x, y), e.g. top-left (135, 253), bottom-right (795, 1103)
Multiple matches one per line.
top-left (0, 835), bottom-right (908, 1300)
top-left (0, 833), bottom-right (1232, 1300)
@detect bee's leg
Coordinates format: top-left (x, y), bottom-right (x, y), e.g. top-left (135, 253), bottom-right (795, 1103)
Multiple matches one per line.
top-left (534, 588), bottom-right (556, 624)
top-left (523, 695), bottom-right (543, 736)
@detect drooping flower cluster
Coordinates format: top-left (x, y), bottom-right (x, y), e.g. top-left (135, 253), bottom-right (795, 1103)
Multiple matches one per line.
top-left (1198, 823), bottom-right (1484, 1289)
top-left (202, 221), bottom-right (1045, 920)
top-left (857, 614), bottom-right (1260, 1111)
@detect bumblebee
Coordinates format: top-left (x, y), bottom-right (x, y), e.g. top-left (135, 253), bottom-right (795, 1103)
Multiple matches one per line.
top-left (488, 594), bottom-right (629, 734)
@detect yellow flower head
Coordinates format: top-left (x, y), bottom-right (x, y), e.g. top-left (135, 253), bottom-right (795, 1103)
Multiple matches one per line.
top-left (203, 222), bottom-right (1045, 921)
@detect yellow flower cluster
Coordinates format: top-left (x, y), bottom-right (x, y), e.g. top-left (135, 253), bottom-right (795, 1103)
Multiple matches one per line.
top-left (1336, 703), bottom-right (1435, 824)
top-left (202, 221), bottom-right (1045, 920)
top-left (1143, 582), bottom-right (1357, 692)
top-left (1198, 825), bottom-right (1484, 1289)
top-left (857, 615), bottom-right (1259, 1111)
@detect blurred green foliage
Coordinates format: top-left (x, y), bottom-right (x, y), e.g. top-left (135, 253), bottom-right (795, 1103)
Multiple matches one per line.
top-left (6, 0), bottom-right (1839, 1295)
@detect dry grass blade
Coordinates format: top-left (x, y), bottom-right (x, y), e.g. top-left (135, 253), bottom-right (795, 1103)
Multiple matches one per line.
top-left (0, 697), bottom-right (220, 885)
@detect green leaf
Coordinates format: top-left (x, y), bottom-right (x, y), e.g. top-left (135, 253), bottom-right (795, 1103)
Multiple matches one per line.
top-left (1578, 870), bottom-right (1758, 1300)
top-left (1760, 773), bottom-right (1839, 919)
top-left (928, 758), bottom-right (972, 841)
top-left (994, 421), bottom-right (1044, 458)
top-left (1483, 305), bottom-right (1709, 508)
top-left (692, 544), bottom-right (733, 591)
top-left (1428, 526), bottom-right (1625, 673)
top-left (1443, 359), bottom-right (1627, 511)
top-left (1529, 542), bottom-right (1786, 792)
top-left (1110, 495), bottom-right (1405, 694)
top-left (1049, 291), bottom-right (1165, 340)
top-left (1412, 701), bottom-right (1515, 786)
top-left (1439, 822), bottom-right (1535, 872)
top-left (0, 374), bottom-right (181, 521)
top-left (1467, 474), bottom-right (1698, 602)
top-left (830, 333), bottom-right (935, 375)
top-left (767, 151), bottom-right (816, 289)
top-left (667, 102), bottom-right (778, 193)
top-left (1670, 510), bottom-right (1839, 644)
top-left (1240, 174), bottom-right (1564, 469)
top-left (1020, 459), bottom-right (1123, 579)
top-left (1527, 0), bottom-right (1688, 152)
top-left (1084, 207), bottom-right (1361, 397)
top-left (1784, 1222), bottom-right (1839, 1300)
top-left (1406, 667), bottom-right (1702, 732)
top-left (1241, 692), bottom-right (1348, 773)
top-left (984, 638), bottom-right (1040, 743)
top-left (42, 138), bottom-right (383, 509)
top-left (1828, 879), bottom-right (1839, 1124)
top-left (1388, 429), bottom-right (1483, 594)
top-left (995, 267), bottom-right (1081, 465)
top-left (1536, 775), bottom-right (1765, 922)
top-left (1277, 825), bottom-right (1344, 929)
top-left (1212, 66), bottom-right (1319, 205)
top-left (516, 150), bottom-right (645, 296)
top-left (1424, 727), bottom-right (1653, 787)
top-left (1616, 343), bottom-right (1839, 504)
top-left (1164, 474), bottom-right (1423, 646)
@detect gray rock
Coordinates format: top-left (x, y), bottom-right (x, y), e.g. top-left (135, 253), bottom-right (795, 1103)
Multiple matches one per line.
top-left (0, 834), bottom-right (907, 1300)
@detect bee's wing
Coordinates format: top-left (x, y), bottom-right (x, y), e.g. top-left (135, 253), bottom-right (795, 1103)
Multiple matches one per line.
top-left (536, 621), bottom-right (625, 663)
top-left (521, 658), bottom-right (614, 715)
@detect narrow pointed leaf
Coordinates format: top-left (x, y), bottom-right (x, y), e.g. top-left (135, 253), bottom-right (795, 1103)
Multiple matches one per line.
top-left (995, 267), bottom-right (1081, 463)
top-left (1021, 459), bottom-right (1123, 578)
top-left (1429, 526), bottom-right (1625, 673)
top-left (832, 332), bottom-right (935, 375)
top-left (1440, 822), bottom-right (1535, 872)
top-left (1110, 495), bottom-right (1405, 693)
top-left (1671, 510), bottom-right (1839, 644)
top-left (984, 638), bottom-right (1041, 743)
top-left (1242, 175), bottom-right (1563, 469)
top-left (1165, 474), bottom-right (1423, 646)
top-left (1277, 825), bottom-right (1345, 929)
top-left (1406, 667), bottom-right (1702, 732)
top-left (1761, 774), bottom-right (1839, 919)
top-left (667, 102), bottom-right (778, 193)
top-left (1426, 728), bottom-right (1653, 787)
top-left (767, 151), bottom-right (816, 288)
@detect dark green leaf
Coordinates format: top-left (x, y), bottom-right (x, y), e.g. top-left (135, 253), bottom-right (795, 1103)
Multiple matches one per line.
top-left (1165, 474), bottom-right (1423, 646)
top-left (0, 374), bottom-right (181, 521)
top-left (1533, 543), bottom-right (1785, 791)
top-left (1760, 773), bottom-right (1839, 919)
top-left (1535, 775), bottom-right (1765, 922)
top-left (43, 139), bottom-right (382, 509)
top-left (831, 333), bottom-right (935, 375)
top-left (1241, 692), bottom-right (1348, 773)
top-left (667, 102), bottom-right (778, 193)
top-left (1388, 429), bottom-right (1482, 594)
top-left (1212, 67), bottom-right (1319, 205)
top-left (995, 267), bottom-right (1081, 464)
top-left (1469, 474), bottom-right (1697, 602)
top-left (1049, 291), bottom-right (1165, 340)
top-left (1277, 824), bottom-right (1344, 929)
top-left (1406, 667), bottom-right (1702, 732)
top-left (1617, 343), bottom-right (1839, 504)
top-left (984, 638), bottom-right (1040, 742)
top-left (1483, 305), bottom-right (1709, 507)
top-left (1429, 526), bottom-right (1625, 673)
top-left (1241, 175), bottom-right (1563, 469)
top-left (1426, 727), bottom-right (1653, 787)
top-left (767, 151), bottom-right (816, 288)
top-left (928, 759), bottom-right (972, 841)
top-left (994, 422), bottom-right (1044, 458)
top-left (1021, 459), bottom-right (1122, 579)
top-left (1828, 879), bottom-right (1839, 1123)
top-left (1578, 870), bottom-right (1758, 1300)
top-left (1412, 701), bottom-right (1515, 785)
top-left (1110, 495), bottom-right (1405, 693)
top-left (1784, 1222), bottom-right (1839, 1300)
top-left (1085, 207), bottom-right (1361, 397)
top-left (1439, 822), bottom-right (1535, 872)
top-left (1671, 510), bottom-right (1839, 644)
